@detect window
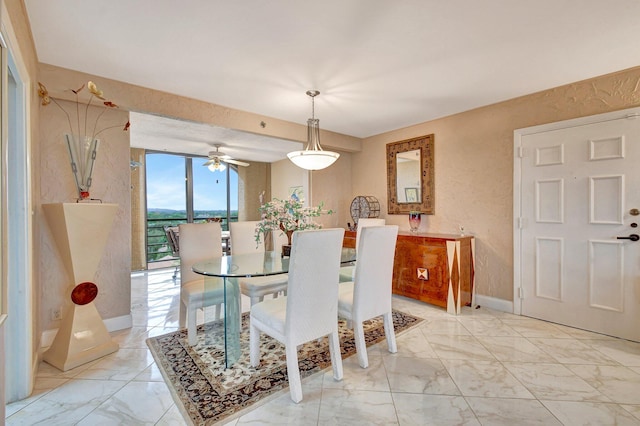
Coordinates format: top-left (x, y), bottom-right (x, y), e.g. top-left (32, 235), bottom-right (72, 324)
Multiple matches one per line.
top-left (145, 152), bottom-right (238, 262)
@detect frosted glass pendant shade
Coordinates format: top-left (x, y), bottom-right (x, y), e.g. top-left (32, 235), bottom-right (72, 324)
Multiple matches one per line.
top-left (287, 149), bottom-right (339, 170)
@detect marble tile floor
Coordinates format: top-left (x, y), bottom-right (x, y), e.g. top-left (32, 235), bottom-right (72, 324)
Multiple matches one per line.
top-left (6, 267), bottom-right (640, 425)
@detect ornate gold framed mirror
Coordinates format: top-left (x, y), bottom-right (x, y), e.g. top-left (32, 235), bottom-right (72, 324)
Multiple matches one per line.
top-left (386, 134), bottom-right (434, 214)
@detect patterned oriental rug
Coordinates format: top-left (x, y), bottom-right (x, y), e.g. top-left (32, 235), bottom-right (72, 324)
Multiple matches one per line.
top-left (147, 310), bottom-right (423, 425)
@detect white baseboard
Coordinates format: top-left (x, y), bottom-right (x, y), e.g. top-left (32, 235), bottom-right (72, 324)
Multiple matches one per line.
top-left (40, 313), bottom-right (133, 351)
top-left (104, 313), bottom-right (133, 333)
top-left (474, 294), bottom-right (514, 314)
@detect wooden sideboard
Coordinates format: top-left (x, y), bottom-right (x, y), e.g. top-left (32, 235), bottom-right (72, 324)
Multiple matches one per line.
top-left (343, 230), bottom-right (475, 314)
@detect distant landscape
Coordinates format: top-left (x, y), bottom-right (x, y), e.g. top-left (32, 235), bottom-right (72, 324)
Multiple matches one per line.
top-left (146, 208), bottom-right (238, 262)
top-left (148, 208), bottom-right (236, 219)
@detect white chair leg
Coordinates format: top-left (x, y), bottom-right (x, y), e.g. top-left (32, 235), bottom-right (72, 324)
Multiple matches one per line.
top-left (250, 323), bottom-right (261, 367)
top-left (328, 330), bottom-right (343, 381)
top-left (353, 321), bottom-right (369, 368)
top-left (285, 344), bottom-right (303, 403)
top-left (179, 300), bottom-right (187, 328)
top-left (214, 304), bottom-right (221, 320)
top-left (383, 311), bottom-right (397, 353)
top-left (187, 306), bottom-right (197, 346)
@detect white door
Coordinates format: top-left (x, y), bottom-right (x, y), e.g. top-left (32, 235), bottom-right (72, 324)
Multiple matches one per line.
top-left (518, 113), bottom-right (640, 341)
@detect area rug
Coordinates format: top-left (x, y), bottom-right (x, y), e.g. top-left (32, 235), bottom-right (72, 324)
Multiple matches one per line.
top-left (147, 310), bottom-right (422, 425)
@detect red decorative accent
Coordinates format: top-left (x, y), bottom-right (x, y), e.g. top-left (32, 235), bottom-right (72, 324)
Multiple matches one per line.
top-left (80, 191), bottom-right (90, 199)
top-left (71, 282), bottom-right (98, 305)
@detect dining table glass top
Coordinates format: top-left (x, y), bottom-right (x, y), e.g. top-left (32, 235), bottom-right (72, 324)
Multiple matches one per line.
top-left (192, 247), bottom-right (357, 278)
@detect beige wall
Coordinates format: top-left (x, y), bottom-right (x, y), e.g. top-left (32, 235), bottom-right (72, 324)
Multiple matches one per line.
top-left (269, 152), bottom-right (352, 229)
top-left (310, 151), bottom-right (352, 230)
top-left (238, 162), bottom-right (270, 221)
top-left (271, 157), bottom-right (309, 202)
top-left (355, 66), bottom-right (640, 302)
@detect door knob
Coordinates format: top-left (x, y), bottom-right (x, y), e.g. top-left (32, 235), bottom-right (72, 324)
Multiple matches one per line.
top-left (617, 234), bottom-right (640, 241)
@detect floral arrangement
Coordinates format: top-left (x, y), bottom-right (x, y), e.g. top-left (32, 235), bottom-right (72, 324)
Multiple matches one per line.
top-left (37, 81), bottom-right (130, 140)
top-left (255, 196), bottom-right (333, 245)
top-left (37, 81), bottom-right (129, 200)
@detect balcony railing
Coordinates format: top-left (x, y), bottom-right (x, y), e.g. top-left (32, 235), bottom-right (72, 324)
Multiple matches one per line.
top-left (146, 215), bottom-right (236, 263)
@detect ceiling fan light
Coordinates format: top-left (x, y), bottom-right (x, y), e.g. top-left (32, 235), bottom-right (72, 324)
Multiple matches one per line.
top-left (208, 161), bottom-right (226, 172)
top-left (287, 90), bottom-right (340, 171)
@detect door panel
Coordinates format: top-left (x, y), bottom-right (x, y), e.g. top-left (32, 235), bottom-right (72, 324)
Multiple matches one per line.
top-left (520, 117), bottom-right (640, 341)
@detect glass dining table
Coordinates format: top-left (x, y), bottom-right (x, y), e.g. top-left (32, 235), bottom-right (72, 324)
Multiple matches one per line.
top-left (192, 247), bottom-right (357, 367)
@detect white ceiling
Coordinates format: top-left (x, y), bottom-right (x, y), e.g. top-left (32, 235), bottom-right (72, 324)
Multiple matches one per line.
top-left (24, 0), bottom-right (640, 161)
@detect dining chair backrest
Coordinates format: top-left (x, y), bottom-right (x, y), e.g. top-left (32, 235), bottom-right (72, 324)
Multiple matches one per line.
top-left (285, 228), bottom-right (345, 342)
top-left (353, 225), bottom-right (399, 318)
top-left (164, 226), bottom-right (180, 257)
top-left (179, 222), bottom-right (222, 284)
top-left (229, 221), bottom-right (263, 255)
top-left (355, 218), bottom-right (385, 252)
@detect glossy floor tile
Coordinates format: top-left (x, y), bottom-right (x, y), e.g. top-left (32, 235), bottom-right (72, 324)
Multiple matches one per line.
top-left (6, 268), bottom-right (640, 425)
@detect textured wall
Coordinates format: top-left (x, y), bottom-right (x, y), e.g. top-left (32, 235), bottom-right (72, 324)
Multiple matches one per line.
top-left (271, 157), bottom-right (308, 201)
top-left (355, 66), bottom-right (640, 302)
top-left (310, 151), bottom-right (352, 230)
top-left (39, 98), bottom-right (131, 330)
top-left (238, 162), bottom-right (270, 221)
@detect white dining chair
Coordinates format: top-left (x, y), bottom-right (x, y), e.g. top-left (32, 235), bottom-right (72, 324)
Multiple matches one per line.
top-left (229, 221), bottom-right (288, 306)
top-left (339, 218), bottom-right (386, 282)
top-left (250, 228), bottom-right (345, 403)
top-left (179, 222), bottom-right (226, 346)
top-left (338, 225), bottom-right (399, 368)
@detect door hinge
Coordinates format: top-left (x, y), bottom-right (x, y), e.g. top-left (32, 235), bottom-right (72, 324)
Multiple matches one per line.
top-left (518, 146), bottom-right (525, 158)
top-left (518, 287), bottom-right (524, 299)
top-left (518, 217), bottom-right (525, 229)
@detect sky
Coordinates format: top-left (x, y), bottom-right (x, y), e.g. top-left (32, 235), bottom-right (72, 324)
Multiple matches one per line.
top-left (145, 153), bottom-right (238, 211)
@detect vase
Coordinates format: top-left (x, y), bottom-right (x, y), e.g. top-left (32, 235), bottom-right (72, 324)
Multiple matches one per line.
top-left (409, 211), bottom-right (421, 233)
top-left (65, 134), bottom-right (99, 200)
top-left (281, 229), bottom-right (294, 257)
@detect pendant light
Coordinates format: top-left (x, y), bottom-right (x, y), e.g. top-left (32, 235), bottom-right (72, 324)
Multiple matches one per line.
top-left (287, 90), bottom-right (340, 170)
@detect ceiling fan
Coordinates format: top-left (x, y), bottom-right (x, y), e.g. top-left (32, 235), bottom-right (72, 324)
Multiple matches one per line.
top-left (203, 144), bottom-right (250, 171)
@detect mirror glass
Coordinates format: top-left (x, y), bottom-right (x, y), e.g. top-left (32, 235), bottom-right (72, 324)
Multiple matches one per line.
top-left (395, 149), bottom-right (421, 203)
top-left (386, 134), bottom-right (434, 215)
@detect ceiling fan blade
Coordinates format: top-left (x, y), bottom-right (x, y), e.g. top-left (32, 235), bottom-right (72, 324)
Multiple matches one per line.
top-left (224, 158), bottom-right (250, 167)
top-left (202, 159), bottom-right (215, 166)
